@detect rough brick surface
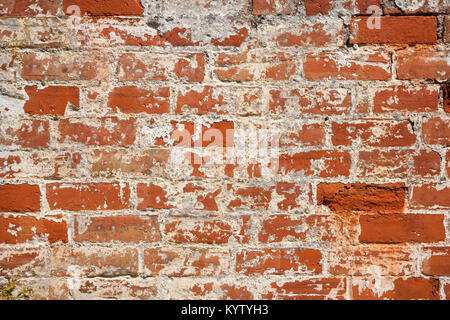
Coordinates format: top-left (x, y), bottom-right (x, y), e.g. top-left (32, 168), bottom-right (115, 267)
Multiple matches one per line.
top-left (0, 0), bottom-right (448, 301)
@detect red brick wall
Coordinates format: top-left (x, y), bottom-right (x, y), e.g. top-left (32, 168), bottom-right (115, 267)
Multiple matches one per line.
top-left (0, 0), bottom-right (449, 300)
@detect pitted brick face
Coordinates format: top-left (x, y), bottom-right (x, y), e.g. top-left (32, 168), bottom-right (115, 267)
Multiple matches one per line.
top-left (0, 0), bottom-right (448, 300)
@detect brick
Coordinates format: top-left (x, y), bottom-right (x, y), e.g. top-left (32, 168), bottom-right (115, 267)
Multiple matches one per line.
top-left (24, 86), bottom-right (79, 115)
top-left (73, 18), bottom-right (167, 47)
top-left (73, 215), bottom-right (160, 243)
top-left (77, 278), bottom-right (157, 300)
top-left (317, 183), bottom-right (405, 213)
top-left (0, 53), bottom-right (17, 81)
top-left (0, 0), bottom-right (59, 16)
top-left (353, 277), bottom-right (439, 300)
top-left (0, 184), bottom-right (40, 212)
top-left (409, 184), bottom-right (450, 210)
top-left (269, 88), bottom-right (351, 115)
top-left (252, 0), bottom-right (295, 15)
top-left (107, 86), bottom-right (170, 114)
top-left (0, 215), bottom-right (67, 244)
top-left (164, 217), bottom-right (250, 244)
top-left (350, 16), bottom-right (437, 44)
top-left (357, 149), bottom-right (441, 179)
top-left (422, 117), bottom-right (450, 146)
top-left (261, 277), bottom-right (347, 300)
top-left (50, 246), bottom-right (138, 277)
top-left (0, 18), bottom-right (68, 48)
top-left (373, 85), bottom-right (439, 113)
top-left (118, 52), bottom-right (205, 82)
top-left (143, 247), bottom-right (230, 276)
top-left (86, 149), bottom-right (169, 178)
top-left (226, 182), bottom-right (310, 212)
top-left (150, 120), bottom-right (234, 148)
top-left (46, 182), bottom-right (130, 211)
top-left (444, 282), bottom-right (450, 300)
top-left (63, 0), bottom-right (144, 16)
top-left (57, 117), bottom-right (136, 146)
top-left (359, 214), bottom-right (445, 243)
top-left (445, 84), bottom-right (450, 113)
top-left (422, 247), bottom-right (450, 276)
top-left (396, 48), bottom-right (450, 80)
top-left (23, 52), bottom-right (109, 80)
top-left (0, 119), bottom-right (50, 149)
top-left (0, 248), bottom-right (47, 276)
top-left (332, 120), bottom-right (415, 147)
top-left (279, 123), bottom-right (326, 147)
top-left (176, 86), bottom-right (263, 115)
top-left (304, 51), bottom-right (391, 80)
top-left (236, 248), bottom-right (322, 275)
top-left (214, 50), bottom-right (296, 81)
top-left (0, 151), bottom-right (82, 179)
top-left (137, 182), bottom-right (222, 211)
top-left (258, 215), bottom-right (348, 243)
top-left (278, 150), bottom-right (351, 178)
top-left (261, 20), bottom-right (344, 47)
top-left (305, 0), bottom-right (381, 15)
top-left (329, 246), bottom-right (415, 276)
top-left (14, 278), bottom-right (70, 300)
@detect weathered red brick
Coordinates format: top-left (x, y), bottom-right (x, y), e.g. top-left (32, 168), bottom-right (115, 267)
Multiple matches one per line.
top-left (0, 0), bottom-right (59, 16)
top-left (350, 16), bottom-right (437, 44)
top-left (0, 184), bottom-right (40, 212)
top-left (422, 247), bottom-right (450, 276)
top-left (409, 184), bottom-right (450, 209)
top-left (252, 0), bottom-right (295, 15)
top-left (50, 246), bottom-right (138, 277)
top-left (176, 86), bottom-right (263, 115)
top-left (236, 248), bottom-right (322, 275)
top-left (269, 88), bottom-right (351, 115)
top-left (373, 85), bottom-right (439, 113)
top-left (359, 214), bottom-right (445, 243)
top-left (332, 120), bottom-right (415, 147)
top-left (164, 217), bottom-right (250, 244)
top-left (137, 182), bottom-right (222, 211)
top-left (317, 183), bottom-right (406, 213)
top-left (258, 215), bottom-right (348, 243)
top-left (0, 215), bottom-right (67, 244)
top-left (422, 117), bottom-right (450, 146)
top-left (329, 246), bottom-right (415, 276)
top-left (357, 150), bottom-right (441, 178)
top-left (57, 117), bottom-right (136, 146)
top-left (396, 48), bottom-right (450, 80)
top-left (444, 84), bottom-right (450, 113)
top-left (23, 52), bottom-right (109, 80)
top-left (77, 278), bottom-right (157, 300)
top-left (0, 17), bottom-right (68, 48)
top-left (63, 0), bottom-right (144, 16)
top-left (118, 52), bottom-right (205, 82)
top-left (73, 215), bottom-right (160, 242)
top-left (214, 51), bottom-right (296, 81)
top-left (144, 247), bottom-right (230, 276)
top-left (261, 277), bottom-right (347, 300)
top-left (0, 119), bottom-right (50, 148)
top-left (0, 248), bottom-right (47, 276)
top-left (353, 277), bottom-right (439, 300)
top-left (24, 86), bottom-right (79, 115)
top-left (278, 150), bottom-right (351, 177)
top-left (305, 0), bottom-right (381, 15)
top-left (46, 182), bottom-right (130, 211)
top-left (304, 51), bottom-right (391, 80)
top-left (107, 86), bottom-right (170, 114)
top-left (86, 149), bottom-right (169, 178)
